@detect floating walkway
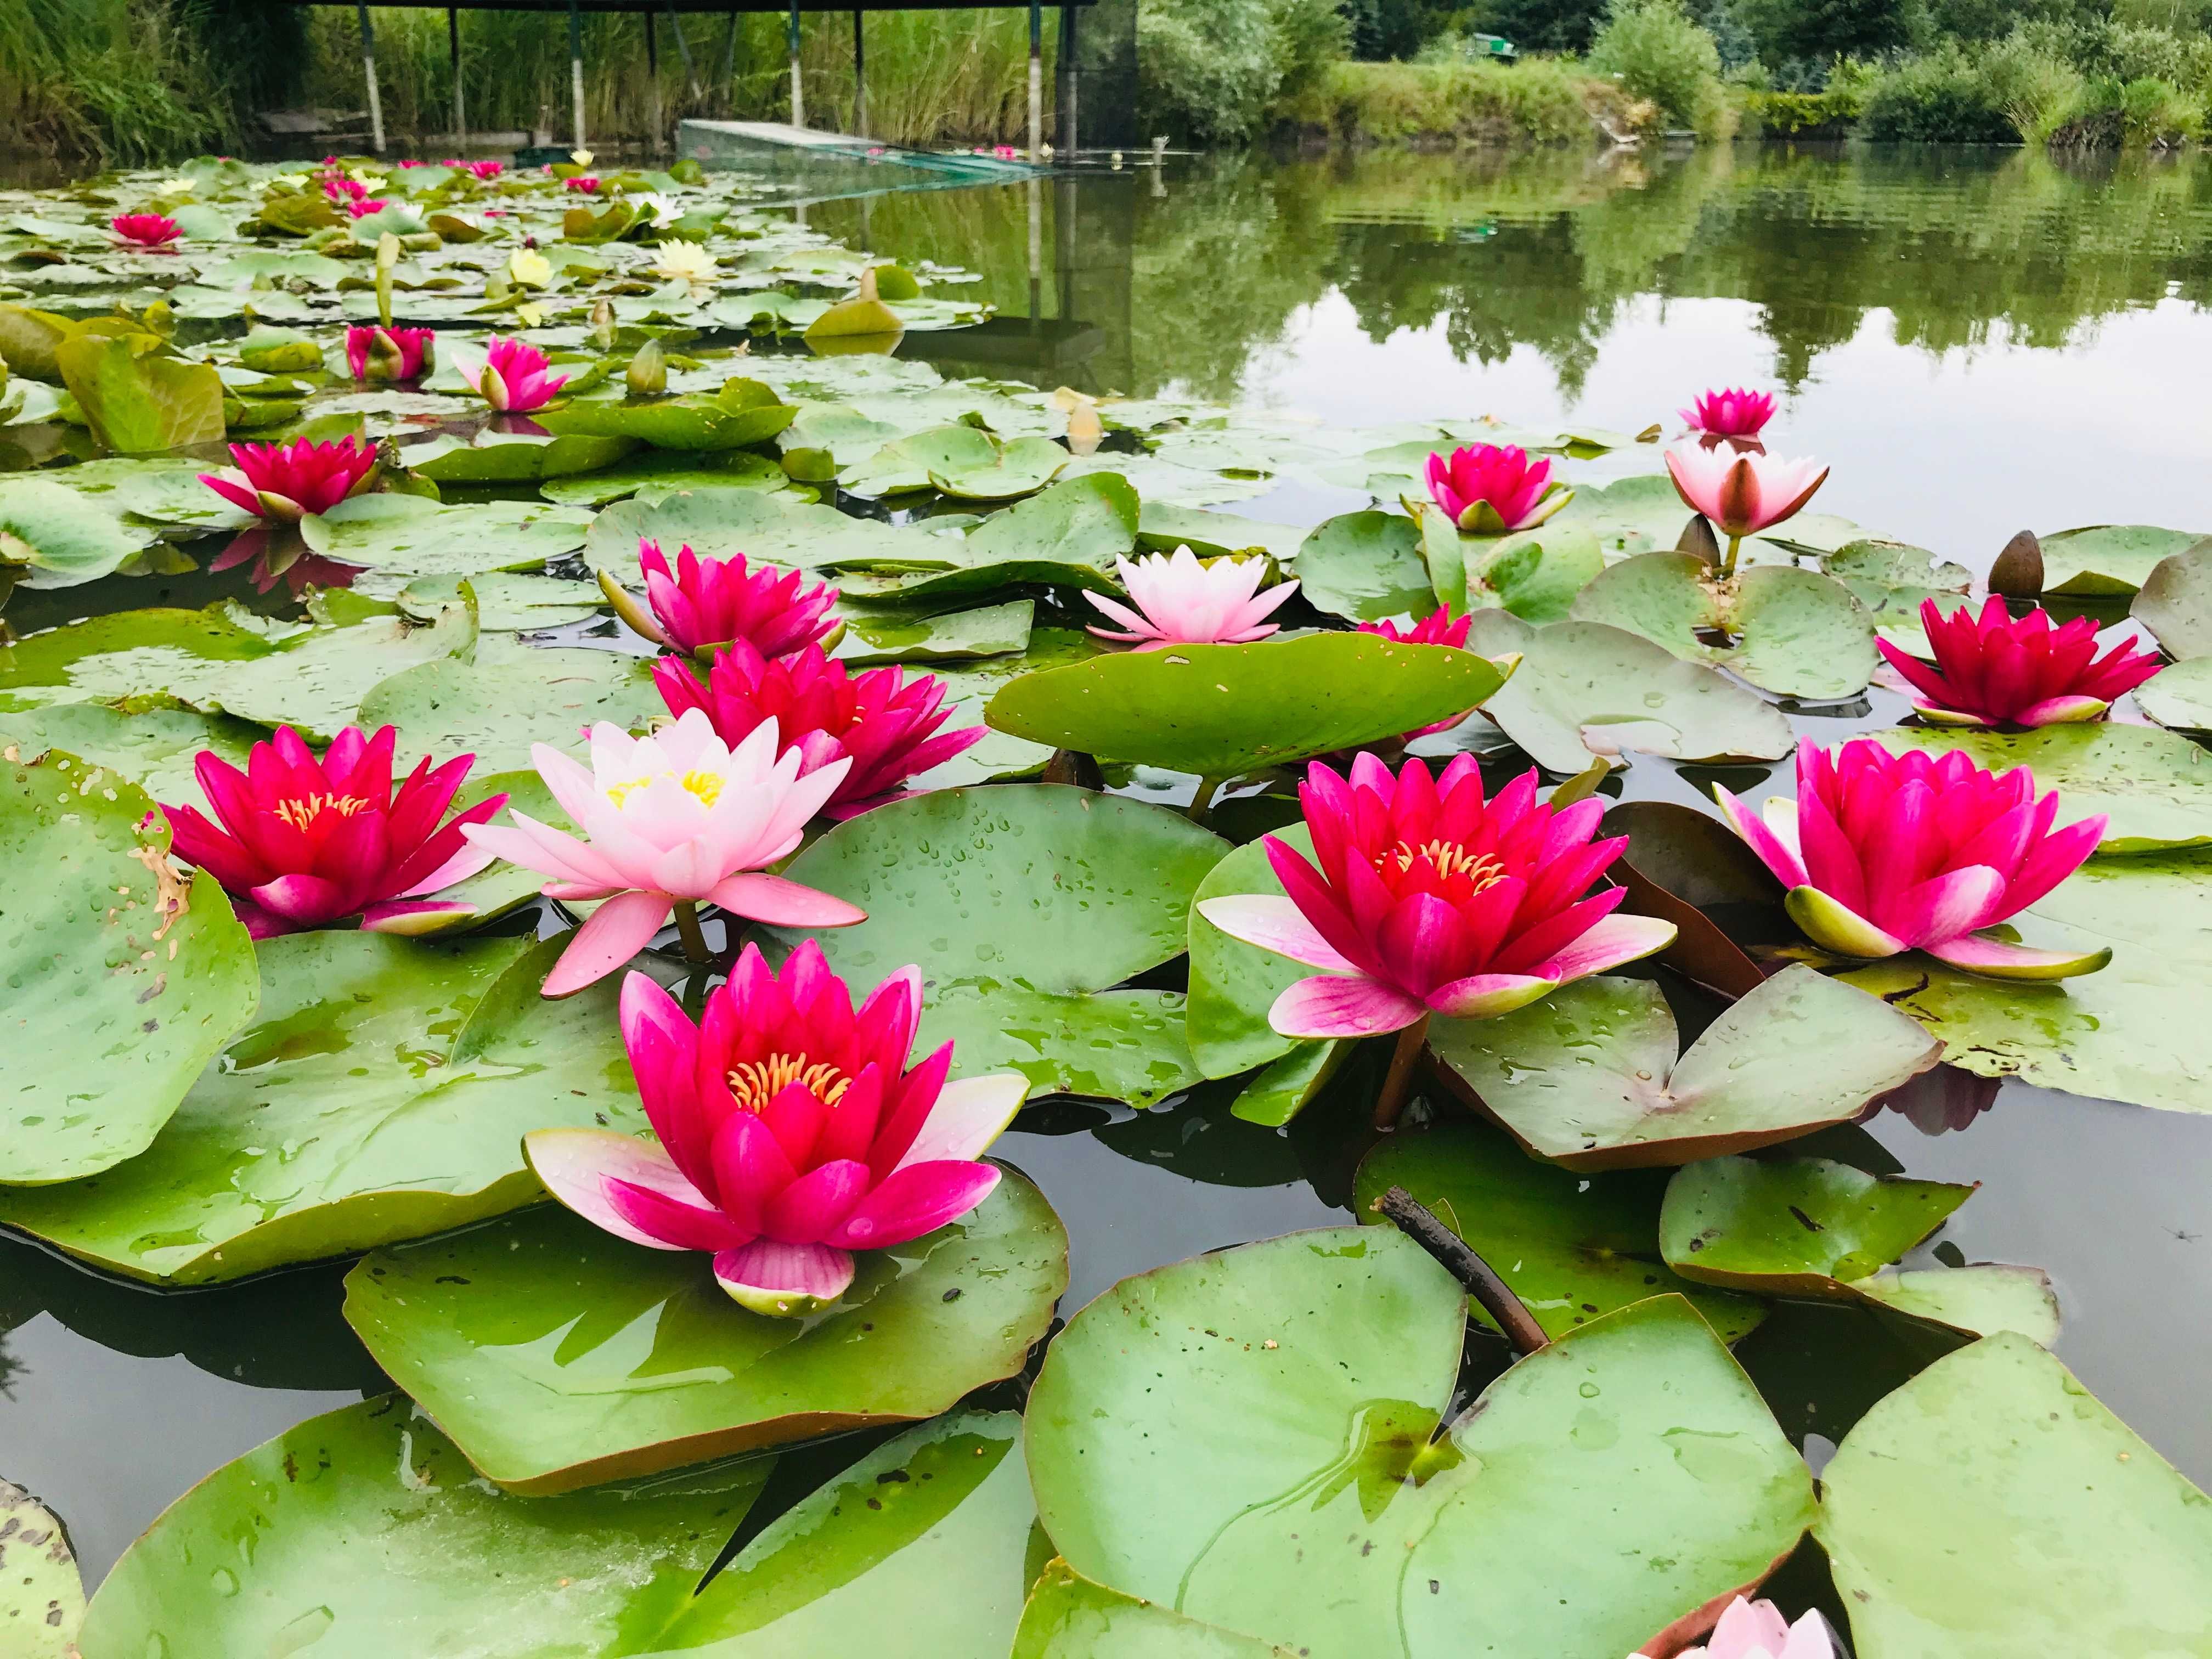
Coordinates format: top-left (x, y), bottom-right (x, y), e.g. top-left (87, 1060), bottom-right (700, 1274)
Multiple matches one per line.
top-left (678, 120), bottom-right (1050, 201)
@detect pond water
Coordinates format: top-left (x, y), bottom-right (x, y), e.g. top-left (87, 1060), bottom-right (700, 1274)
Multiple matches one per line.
top-left (8, 142), bottom-right (2212, 1613)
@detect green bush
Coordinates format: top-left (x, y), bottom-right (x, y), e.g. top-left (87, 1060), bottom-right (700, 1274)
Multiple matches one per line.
top-left (1276, 56), bottom-right (1618, 144)
top-left (1858, 43), bottom-right (2018, 140)
top-left (1137, 0), bottom-right (1351, 143)
top-left (1585, 0), bottom-right (1731, 134)
top-left (1740, 85), bottom-right (1865, 135)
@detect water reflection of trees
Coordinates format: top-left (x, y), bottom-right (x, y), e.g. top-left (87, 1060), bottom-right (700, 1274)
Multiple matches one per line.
top-left (809, 145), bottom-right (2212, 404)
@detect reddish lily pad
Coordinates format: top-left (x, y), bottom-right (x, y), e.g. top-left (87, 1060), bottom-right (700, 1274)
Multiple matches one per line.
top-left (1658, 1156), bottom-right (1976, 1297)
top-left (1427, 966), bottom-right (1943, 1170)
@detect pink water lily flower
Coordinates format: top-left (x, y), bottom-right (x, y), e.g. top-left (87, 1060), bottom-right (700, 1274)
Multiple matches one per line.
top-left (1424, 443), bottom-right (1572, 534)
top-left (198, 435), bottom-right (378, 522)
top-left (348, 199), bottom-right (387, 220)
top-left (345, 323), bottom-right (435, 383)
top-left (111, 213), bottom-right (182, 248)
top-left (1358, 607), bottom-right (1477, 737)
top-left (655, 642), bottom-right (984, 817)
top-left (468, 160), bottom-right (505, 179)
top-left (1197, 753), bottom-right (1676, 1039)
top-left (565, 174), bottom-right (600, 193)
top-left (1664, 444), bottom-right (1829, 573)
top-left (1635, 1596), bottom-right (1836, 1659)
top-left (602, 538), bottom-right (840, 659)
top-left (161, 726), bottom-right (505, 939)
top-left (1715, 738), bottom-right (2111, 980)
top-left (460, 709), bottom-right (864, 997)
top-left (1679, 387), bottom-right (1775, 441)
top-left (525, 944), bottom-right (1028, 1315)
top-left (456, 335), bottom-right (569, 413)
top-left (1085, 546), bottom-right (1299, 650)
top-left (321, 174), bottom-right (368, 204)
top-left (1879, 595), bottom-right (2164, 729)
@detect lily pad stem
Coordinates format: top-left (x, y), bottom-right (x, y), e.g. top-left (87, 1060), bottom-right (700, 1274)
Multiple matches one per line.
top-left (1720, 532), bottom-right (1745, 580)
top-left (1187, 774), bottom-right (1224, 825)
top-left (1375, 1185), bottom-right (1548, 1357)
top-left (672, 899), bottom-right (712, 965)
top-left (1373, 1012), bottom-right (1432, 1130)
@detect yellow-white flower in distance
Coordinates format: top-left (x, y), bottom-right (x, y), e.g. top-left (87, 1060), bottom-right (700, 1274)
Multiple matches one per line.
top-left (347, 166), bottom-right (385, 187)
top-left (154, 176), bottom-right (195, 196)
top-left (514, 302), bottom-right (546, 328)
top-left (652, 240), bottom-right (717, 287)
top-left (508, 247), bottom-right (552, 289)
top-left (571, 149), bottom-right (595, 168)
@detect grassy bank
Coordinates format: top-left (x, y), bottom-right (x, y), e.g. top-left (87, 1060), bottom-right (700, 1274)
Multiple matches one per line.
top-left (1277, 59), bottom-right (1638, 144)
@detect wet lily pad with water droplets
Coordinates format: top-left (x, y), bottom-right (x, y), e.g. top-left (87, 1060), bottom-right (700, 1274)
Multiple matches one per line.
top-left (1015, 1561), bottom-right (1297, 1658)
top-left (1817, 1333), bottom-right (2212, 1656)
top-left (1658, 1155), bottom-right (1976, 1297)
top-left (2036, 523), bottom-right (2209, 596)
top-left (768, 783), bottom-right (1227, 996)
top-left (342, 1173), bottom-right (1067, 1493)
top-left (0, 932), bottom-right (646, 1281)
top-left (0, 749), bottom-right (259, 1186)
top-left (300, 494), bottom-right (594, 577)
top-left (0, 603), bottom-right (292, 715)
top-left (186, 600), bottom-right (478, 742)
top-left (834, 473), bottom-right (1139, 603)
top-left (0, 1481), bottom-right (80, 1658)
top-left (76, 1395), bottom-right (768, 1659)
top-left (1026, 1232), bottom-right (1815, 1659)
top-left (986, 634), bottom-right (1509, 780)
top-left (2134, 654), bottom-right (2212, 733)
top-left (537, 446), bottom-right (790, 507)
top-left (1185, 825), bottom-right (1327, 1082)
top-left (400, 428), bottom-right (637, 483)
top-left (583, 484), bottom-right (917, 575)
top-left (0, 476), bottom-right (159, 589)
top-left (635, 1412), bottom-right (1040, 1654)
top-left (1293, 511), bottom-right (1432, 623)
top-left (923, 980), bottom-right (1202, 1109)
top-left (0, 702), bottom-right (261, 808)
top-left (356, 635), bottom-right (663, 776)
top-left (1875, 722), bottom-right (2212, 854)
top-left (834, 598), bottom-right (1032, 666)
top-left (1427, 966), bottom-right (1943, 1170)
top-left (2130, 537), bottom-right (2212, 658)
top-left (1852, 1262), bottom-right (2061, 1344)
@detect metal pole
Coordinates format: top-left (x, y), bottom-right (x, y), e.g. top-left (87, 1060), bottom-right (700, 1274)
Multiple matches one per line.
top-left (1026, 176), bottom-right (1042, 325)
top-left (1058, 4), bottom-right (1077, 153)
top-left (788, 2), bottom-right (804, 129)
top-left (646, 13), bottom-right (662, 153)
top-left (719, 4), bottom-right (740, 115)
top-left (357, 2), bottom-right (385, 154)
top-left (1028, 2), bottom-right (1043, 159)
top-left (667, 2), bottom-right (700, 103)
top-left (567, 0), bottom-right (586, 151)
top-left (448, 8), bottom-right (466, 153)
top-left (852, 9), bottom-right (866, 138)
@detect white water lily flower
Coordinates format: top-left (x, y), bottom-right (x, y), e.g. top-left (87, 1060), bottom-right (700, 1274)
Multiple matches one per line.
top-left (508, 247), bottom-right (552, 289)
top-left (652, 239), bottom-right (718, 286)
top-left (627, 192), bottom-right (678, 224)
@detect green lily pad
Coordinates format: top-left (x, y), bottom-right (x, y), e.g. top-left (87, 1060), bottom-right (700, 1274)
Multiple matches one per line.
top-left (1353, 1122), bottom-right (1764, 1342)
top-left (1821, 538), bottom-right (1972, 645)
top-left (1137, 503), bottom-right (1308, 565)
top-left (390, 572), bottom-right (605, 632)
top-left (986, 634), bottom-right (1508, 779)
top-left (1839, 845), bottom-right (2212, 1116)
top-left (0, 749), bottom-right (259, 1185)
top-left (834, 473), bottom-right (1138, 602)
top-left (0, 702), bottom-right (260, 806)
top-left (924, 979), bottom-right (1202, 1108)
top-left (834, 599), bottom-right (1032, 666)
top-left (0, 932), bottom-right (646, 1282)
top-left (1027, 1233), bottom-right (1815, 1659)
top-left (1659, 1156), bottom-right (1976, 1297)
top-left (917, 629), bottom-right (1104, 788)
top-left (536, 378), bottom-right (795, 451)
top-left (538, 447), bottom-right (789, 506)
top-left (0, 1480), bottom-right (80, 1658)
top-left (77, 1395), bottom-right (769, 1659)
top-left (1016, 1561), bottom-right (1296, 1658)
top-left (301, 494), bottom-right (594, 576)
top-left (843, 424), bottom-right (1068, 502)
top-left (1184, 825), bottom-right (1322, 1083)
top-left (1468, 524), bottom-right (1605, 623)
top-left (768, 783), bottom-right (1226, 995)
top-left (2128, 654), bottom-right (2212, 734)
top-left (185, 602), bottom-right (477, 742)
top-left (1228, 1039), bottom-right (1350, 1128)
top-left (585, 485), bottom-right (916, 576)
top-left (31, 455), bottom-right (250, 533)
top-left (0, 603), bottom-right (289, 715)
top-left (2130, 538), bottom-right (2212, 658)
top-left (0, 477), bottom-right (158, 589)
top-left (1429, 966), bottom-right (1943, 1169)
top-left (2038, 523), bottom-right (2208, 596)
top-left (424, 769), bottom-right (566, 929)
top-left (637, 1413), bottom-right (1039, 1654)
top-left (1875, 723), bottom-right (2212, 854)
top-left (1818, 1333), bottom-right (2212, 1655)
top-left (1292, 511), bottom-right (1432, 623)
top-left (55, 333), bottom-right (225, 453)
top-left (356, 635), bottom-right (662, 775)
top-left (1852, 1262), bottom-right (2061, 1342)
top-left (343, 1172), bottom-right (1067, 1493)
top-left (1463, 611), bottom-right (1793, 774)
top-left (1549, 472), bottom-right (1705, 558)
top-left (400, 428), bottom-right (638, 483)
top-left (1570, 553), bottom-right (1877, 701)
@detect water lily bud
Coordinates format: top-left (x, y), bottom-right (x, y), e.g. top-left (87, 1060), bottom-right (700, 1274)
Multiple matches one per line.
top-left (626, 337), bottom-right (667, 397)
top-left (590, 297), bottom-right (616, 351)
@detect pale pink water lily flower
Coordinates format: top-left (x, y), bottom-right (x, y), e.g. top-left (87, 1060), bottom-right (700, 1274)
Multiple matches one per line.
top-left (1634, 1596), bottom-right (1838, 1659)
top-left (1664, 444), bottom-right (1829, 575)
top-left (460, 710), bottom-right (864, 997)
top-left (1085, 546), bottom-right (1299, 650)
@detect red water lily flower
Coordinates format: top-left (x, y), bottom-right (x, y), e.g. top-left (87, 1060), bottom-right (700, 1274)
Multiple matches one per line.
top-left (601, 538), bottom-right (840, 659)
top-left (654, 642), bottom-right (984, 817)
top-left (523, 944), bottom-right (1028, 1316)
top-left (161, 726), bottom-right (507, 939)
top-left (1878, 595), bottom-right (2164, 729)
top-left (565, 175), bottom-right (600, 193)
top-left (345, 324), bottom-right (435, 383)
top-left (198, 436), bottom-right (379, 522)
top-left (1679, 386), bottom-right (1775, 441)
top-left (111, 213), bottom-right (182, 249)
top-left (1424, 444), bottom-right (1572, 534)
top-left (1197, 753), bottom-right (1675, 1039)
top-left (1715, 738), bottom-right (2111, 980)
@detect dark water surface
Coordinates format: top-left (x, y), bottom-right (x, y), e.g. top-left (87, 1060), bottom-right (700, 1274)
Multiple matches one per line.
top-left (9, 144), bottom-right (2212, 1595)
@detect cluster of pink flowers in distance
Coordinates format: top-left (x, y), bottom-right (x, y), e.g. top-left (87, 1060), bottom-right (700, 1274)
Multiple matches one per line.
top-left (1085, 546), bottom-right (1299, 649)
top-left (565, 175), bottom-right (600, 193)
top-left (199, 436), bottom-right (378, 522)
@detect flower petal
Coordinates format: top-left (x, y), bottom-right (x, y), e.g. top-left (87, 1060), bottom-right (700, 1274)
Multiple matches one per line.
top-left (1424, 972), bottom-right (1558, 1019)
top-left (1525, 911), bottom-right (1678, 985)
top-left (1785, 885), bottom-right (1908, 958)
top-left (1267, 973), bottom-right (1426, 1039)
top-left (713, 1239), bottom-right (855, 1317)
top-left (704, 870), bottom-right (867, 927)
top-left (828, 1159), bottom-right (1001, 1250)
top-left (359, 898), bottom-right (477, 935)
top-left (889, 1071), bottom-right (1029, 1173)
top-left (522, 1127), bottom-right (723, 1251)
top-left (1193, 894), bottom-right (1358, 972)
top-left (541, 890), bottom-right (672, 997)
top-left (1922, 932), bottom-right (2113, 980)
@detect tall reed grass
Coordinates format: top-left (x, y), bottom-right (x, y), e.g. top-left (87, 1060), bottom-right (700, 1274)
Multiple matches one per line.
top-left (0, 0), bottom-right (264, 162)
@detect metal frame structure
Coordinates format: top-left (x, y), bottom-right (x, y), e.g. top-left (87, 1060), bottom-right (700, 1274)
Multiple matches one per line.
top-left (281, 1), bottom-right (1093, 157)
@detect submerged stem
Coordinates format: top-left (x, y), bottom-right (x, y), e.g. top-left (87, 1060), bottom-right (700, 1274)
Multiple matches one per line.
top-left (1187, 774), bottom-right (1224, 825)
top-left (672, 899), bottom-right (712, 964)
top-left (1374, 1185), bottom-right (1548, 1357)
top-left (1372, 1012), bottom-right (1432, 1130)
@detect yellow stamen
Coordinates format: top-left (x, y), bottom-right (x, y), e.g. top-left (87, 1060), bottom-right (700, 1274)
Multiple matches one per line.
top-left (604, 768), bottom-right (726, 810)
top-left (271, 792), bottom-right (370, 832)
top-left (727, 1053), bottom-right (850, 1111)
top-left (1378, 839), bottom-right (1508, 890)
